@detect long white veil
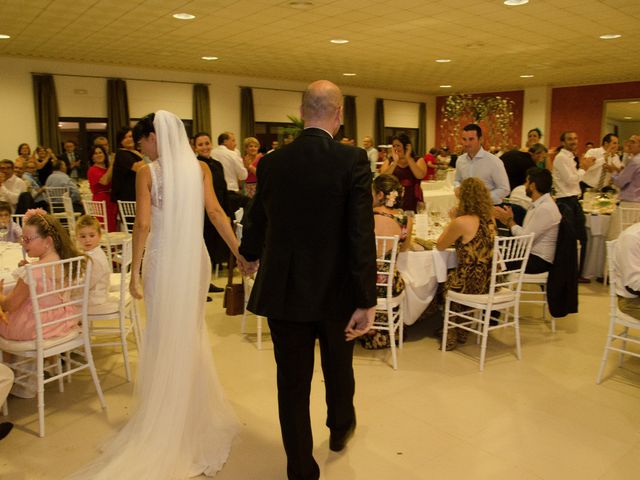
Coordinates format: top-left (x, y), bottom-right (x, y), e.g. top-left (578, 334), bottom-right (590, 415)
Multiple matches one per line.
top-left (71, 111), bottom-right (238, 479)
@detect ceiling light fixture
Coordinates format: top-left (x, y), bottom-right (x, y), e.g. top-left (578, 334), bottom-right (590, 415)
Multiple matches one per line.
top-left (599, 34), bottom-right (621, 40)
top-left (435, 59), bottom-right (451, 63)
top-left (440, 85), bottom-right (452, 88)
top-left (629, 101), bottom-right (639, 104)
top-left (343, 73), bottom-right (356, 76)
top-left (504, 0), bottom-right (529, 5)
top-left (330, 39), bottom-right (349, 44)
top-left (172, 13), bottom-right (195, 20)
top-left (0, 34), bottom-right (10, 39)
top-left (288, 1), bottom-right (314, 8)
top-left (624, 116), bottom-right (633, 120)
top-left (520, 74), bottom-right (534, 78)
top-left (201, 56), bottom-right (218, 61)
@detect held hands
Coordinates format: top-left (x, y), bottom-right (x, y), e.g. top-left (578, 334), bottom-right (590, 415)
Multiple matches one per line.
top-left (236, 254), bottom-right (259, 276)
top-left (344, 306), bottom-right (376, 341)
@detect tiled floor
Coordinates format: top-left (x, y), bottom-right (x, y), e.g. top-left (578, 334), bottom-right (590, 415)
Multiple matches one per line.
top-left (1, 281), bottom-right (639, 479)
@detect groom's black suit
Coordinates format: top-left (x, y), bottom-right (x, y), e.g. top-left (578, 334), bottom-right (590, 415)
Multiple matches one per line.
top-left (240, 127), bottom-right (377, 479)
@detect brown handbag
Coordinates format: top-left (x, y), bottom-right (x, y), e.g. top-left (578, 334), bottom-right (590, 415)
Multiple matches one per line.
top-left (223, 255), bottom-right (245, 316)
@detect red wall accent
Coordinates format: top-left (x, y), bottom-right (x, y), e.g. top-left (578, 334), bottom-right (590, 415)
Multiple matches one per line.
top-left (435, 90), bottom-right (524, 150)
top-left (550, 81), bottom-right (640, 152)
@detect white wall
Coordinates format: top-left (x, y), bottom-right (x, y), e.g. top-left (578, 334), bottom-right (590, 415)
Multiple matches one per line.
top-left (0, 55), bottom-right (432, 158)
top-left (253, 89), bottom-right (302, 123)
top-left (521, 86), bottom-right (551, 148)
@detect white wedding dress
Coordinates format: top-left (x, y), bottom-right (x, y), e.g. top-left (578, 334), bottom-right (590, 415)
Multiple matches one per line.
top-left (72, 111), bottom-right (238, 479)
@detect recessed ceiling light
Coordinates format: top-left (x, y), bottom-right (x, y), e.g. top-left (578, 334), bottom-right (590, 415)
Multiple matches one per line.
top-left (172, 13), bottom-right (195, 20)
top-left (624, 116), bottom-right (633, 120)
top-left (504, 0), bottom-right (529, 5)
top-left (288, 1), bottom-right (313, 8)
top-left (629, 101), bottom-right (639, 104)
top-left (0, 34), bottom-right (10, 39)
top-left (330, 39), bottom-right (349, 44)
top-left (520, 74), bottom-right (534, 78)
top-left (343, 73), bottom-right (356, 76)
top-left (201, 56), bottom-right (218, 61)
top-left (435, 59), bottom-right (451, 63)
top-left (440, 85), bottom-right (452, 88)
top-left (599, 34), bottom-right (621, 40)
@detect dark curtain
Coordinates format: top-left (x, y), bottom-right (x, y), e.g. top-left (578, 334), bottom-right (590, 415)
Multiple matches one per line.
top-left (32, 74), bottom-right (61, 150)
top-left (374, 98), bottom-right (385, 146)
top-left (240, 87), bottom-right (255, 141)
top-left (193, 84), bottom-right (211, 135)
top-left (343, 95), bottom-right (357, 141)
top-left (417, 102), bottom-right (427, 156)
top-left (107, 79), bottom-right (130, 152)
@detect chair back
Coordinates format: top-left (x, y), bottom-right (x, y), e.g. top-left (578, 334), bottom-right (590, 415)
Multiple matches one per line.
top-left (117, 238), bottom-right (133, 299)
top-left (44, 186), bottom-right (69, 214)
top-left (117, 201), bottom-right (136, 233)
top-left (606, 240), bottom-right (619, 320)
top-left (25, 256), bottom-right (92, 346)
top-left (618, 204), bottom-right (640, 232)
top-left (82, 200), bottom-right (109, 233)
top-left (490, 234), bottom-right (534, 296)
top-left (62, 194), bottom-right (77, 236)
top-left (375, 235), bottom-right (400, 300)
top-left (11, 214), bottom-right (25, 228)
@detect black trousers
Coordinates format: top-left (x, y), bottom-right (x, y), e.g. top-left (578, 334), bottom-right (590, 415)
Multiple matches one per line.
top-left (268, 318), bottom-right (356, 480)
top-left (526, 254), bottom-right (553, 274)
top-left (555, 196), bottom-right (587, 276)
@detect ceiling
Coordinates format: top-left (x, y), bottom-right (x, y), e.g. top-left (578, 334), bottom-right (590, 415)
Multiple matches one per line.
top-left (0, 0), bottom-right (638, 95)
top-left (605, 100), bottom-right (640, 121)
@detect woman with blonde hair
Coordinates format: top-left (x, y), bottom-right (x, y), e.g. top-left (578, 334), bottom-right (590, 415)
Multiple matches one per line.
top-left (436, 177), bottom-right (496, 350)
top-left (242, 136), bottom-right (262, 198)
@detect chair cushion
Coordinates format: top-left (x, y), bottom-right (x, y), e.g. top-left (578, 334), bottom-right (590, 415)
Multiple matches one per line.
top-left (0, 329), bottom-right (80, 352)
top-left (448, 288), bottom-right (515, 306)
top-left (521, 272), bottom-right (549, 283)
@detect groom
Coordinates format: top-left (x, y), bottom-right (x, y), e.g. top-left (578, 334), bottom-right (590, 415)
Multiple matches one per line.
top-left (240, 80), bottom-right (377, 480)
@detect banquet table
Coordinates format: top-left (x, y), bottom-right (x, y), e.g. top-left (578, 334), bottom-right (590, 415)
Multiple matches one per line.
top-left (396, 248), bottom-right (457, 325)
top-left (422, 188), bottom-right (457, 214)
top-left (581, 201), bottom-right (621, 279)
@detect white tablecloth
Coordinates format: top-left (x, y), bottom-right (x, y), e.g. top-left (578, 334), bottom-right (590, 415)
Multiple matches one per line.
top-left (422, 188), bottom-right (457, 214)
top-left (583, 213), bottom-right (615, 279)
top-left (0, 242), bottom-right (26, 287)
top-left (396, 249), bottom-right (457, 325)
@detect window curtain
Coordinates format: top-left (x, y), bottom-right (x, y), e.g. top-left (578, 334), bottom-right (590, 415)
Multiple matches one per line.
top-left (417, 102), bottom-right (427, 156)
top-left (32, 74), bottom-right (61, 151)
top-left (374, 98), bottom-right (385, 146)
top-left (343, 95), bottom-right (357, 141)
top-left (192, 84), bottom-right (211, 135)
top-left (240, 87), bottom-right (255, 141)
top-left (107, 79), bottom-right (130, 152)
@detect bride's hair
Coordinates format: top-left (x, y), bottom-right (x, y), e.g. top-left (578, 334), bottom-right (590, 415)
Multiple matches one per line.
top-left (133, 113), bottom-right (156, 143)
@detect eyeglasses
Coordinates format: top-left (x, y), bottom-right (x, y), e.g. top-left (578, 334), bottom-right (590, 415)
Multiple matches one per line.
top-left (21, 235), bottom-right (41, 244)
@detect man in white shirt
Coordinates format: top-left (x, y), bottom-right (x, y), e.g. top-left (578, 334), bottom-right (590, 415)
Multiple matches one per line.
top-left (552, 131), bottom-right (595, 282)
top-left (362, 136), bottom-right (378, 174)
top-left (454, 124), bottom-right (510, 205)
top-left (495, 167), bottom-right (562, 273)
top-left (212, 131), bottom-right (250, 215)
top-left (581, 133), bottom-right (622, 192)
top-left (0, 159), bottom-right (27, 211)
top-left (612, 222), bottom-right (640, 320)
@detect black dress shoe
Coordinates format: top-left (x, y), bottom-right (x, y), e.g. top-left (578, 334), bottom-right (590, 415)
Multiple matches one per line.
top-left (329, 420), bottom-right (356, 452)
top-left (206, 296), bottom-right (212, 302)
top-left (0, 422), bottom-right (13, 441)
top-left (209, 284), bottom-right (224, 293)
top-left (577, 277), bottom-right (591, 284)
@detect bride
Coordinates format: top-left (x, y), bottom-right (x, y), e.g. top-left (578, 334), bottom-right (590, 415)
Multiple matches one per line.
top-left (73, 111), bottom-right (250, 479)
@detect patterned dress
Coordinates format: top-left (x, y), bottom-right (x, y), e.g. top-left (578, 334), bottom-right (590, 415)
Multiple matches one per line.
top-left (361, 210), bottom-right (408, 350)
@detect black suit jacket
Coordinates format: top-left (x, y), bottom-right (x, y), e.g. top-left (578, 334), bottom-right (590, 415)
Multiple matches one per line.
top-left (240, 128), bottom-right (377, 323)
top-left (500, 149), bottom-right (536, 191)
top-left (59, 151), bottom-right (87, 178)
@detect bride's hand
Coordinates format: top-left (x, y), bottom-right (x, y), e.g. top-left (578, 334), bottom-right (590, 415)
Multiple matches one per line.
top-left (129, 275), bottom-right (143, 299)
top-left (237, 255), bottom-right (258, 276)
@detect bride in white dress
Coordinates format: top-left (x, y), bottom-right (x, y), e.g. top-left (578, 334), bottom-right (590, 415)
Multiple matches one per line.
top-left (72, 111), bottom-right (249, 479)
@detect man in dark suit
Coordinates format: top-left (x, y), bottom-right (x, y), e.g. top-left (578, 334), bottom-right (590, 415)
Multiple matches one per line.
top-left (58, 140), bottom-right (86, 179)
top-left (240, 80), bottom-right (377, 480)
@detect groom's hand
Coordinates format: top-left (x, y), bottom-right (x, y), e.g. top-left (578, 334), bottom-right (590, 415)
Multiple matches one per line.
top-left (344, 306), bottom-right (376, 341)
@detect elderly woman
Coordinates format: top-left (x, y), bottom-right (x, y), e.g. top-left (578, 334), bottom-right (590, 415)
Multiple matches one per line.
top-left (380, 133), bottom-right (426, 212)
top-left (436, 177), bottom-right (496, 350)
top-left (242, 137), bottom-right (263, 198)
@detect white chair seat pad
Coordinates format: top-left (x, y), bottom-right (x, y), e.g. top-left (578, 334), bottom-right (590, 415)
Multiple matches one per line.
top-left (0, 329), bottom-right (80, 352)
top-left (448, 287), bottom-right (515, 305)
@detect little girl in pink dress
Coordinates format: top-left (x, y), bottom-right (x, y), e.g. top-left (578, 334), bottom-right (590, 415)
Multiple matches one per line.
top-left (0, 209), bottom-right (84, 341)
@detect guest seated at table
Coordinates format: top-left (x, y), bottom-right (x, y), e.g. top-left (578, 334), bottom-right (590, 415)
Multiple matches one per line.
top-left (380, 133), bottom-right (426, 212)
top-left (20, 160), bottom-right (48, 212)
top-left (0, 209), bottom-right (85, 397)
top-left (33, 145), bottom-right (57, 184)
top-left (15, 143), bottom-right (31, 165)
top-left (0, 202), bottom-right (22, 242)
top-left (361, 174), bottom-right (413, 350)
top-left (45, 160), bottom-right (83, 212)
top-left (495, 168), bottom-right (561, 274)
top-left (611, 223), bottom-right (640, 321)
top-left (436, 177), bottom-right (496, 350)
top-left (75, 215), bottom-right (114, 311)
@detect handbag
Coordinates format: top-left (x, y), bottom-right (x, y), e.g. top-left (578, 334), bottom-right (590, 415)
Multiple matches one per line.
top-left (223, 254), bottom-right (245, 316)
